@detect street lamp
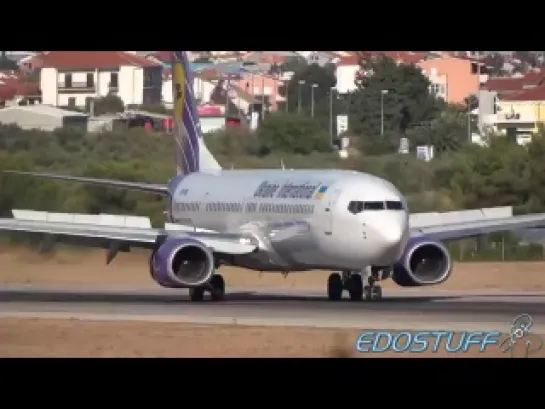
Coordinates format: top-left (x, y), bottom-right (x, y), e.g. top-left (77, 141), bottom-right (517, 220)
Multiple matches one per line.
top-left (380, 89), bottom-right (388, 135)
top-left (329, 86), bottom-right (335, 141)
top-left (298, 80), bottom-right (305, 114)
top-left (310, 83), bottom-right (318, 117)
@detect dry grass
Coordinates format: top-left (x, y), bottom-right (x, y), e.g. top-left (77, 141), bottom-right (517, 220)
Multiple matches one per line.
top-left (1, 244), bottom-right (545, 291)
top-left (1, 318), bottom-right (543, 358)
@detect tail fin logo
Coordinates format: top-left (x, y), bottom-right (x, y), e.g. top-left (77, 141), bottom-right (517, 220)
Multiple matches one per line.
top-left (171, 51), bottom-right (200, 175)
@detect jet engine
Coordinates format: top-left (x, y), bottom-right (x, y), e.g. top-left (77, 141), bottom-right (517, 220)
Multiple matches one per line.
top-left (149, 237), bottom-right (215, 288)
top-left (391, 236), bottom-right (452, 287)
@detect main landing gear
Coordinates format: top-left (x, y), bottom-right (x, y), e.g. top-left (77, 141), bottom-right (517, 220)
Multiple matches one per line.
top-left (189, 273), bottom-right (225, 302)
top-left (327, 268), bottom-right (383, 301)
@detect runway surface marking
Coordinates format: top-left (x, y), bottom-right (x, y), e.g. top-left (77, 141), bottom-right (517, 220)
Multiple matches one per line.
top-left (1, 286), bottom-right (545, 332)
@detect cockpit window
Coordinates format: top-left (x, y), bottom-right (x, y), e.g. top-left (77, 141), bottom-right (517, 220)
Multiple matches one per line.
top-left (348, 201), bottom-right (364, 214)
top-left (363, 201), bottom-right (384, 210)
top-left (348, 200), bottom-right (404, 214)
top-left (386, 201), bottom-right (404, 210)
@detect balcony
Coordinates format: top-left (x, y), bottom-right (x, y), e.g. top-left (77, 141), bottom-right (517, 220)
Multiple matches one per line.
top-left (496, 112), bottom-right (537, 123)
top-left (58, 82), bottom-right (96, 92)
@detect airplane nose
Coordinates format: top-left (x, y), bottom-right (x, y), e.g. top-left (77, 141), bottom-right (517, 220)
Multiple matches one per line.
top-left (382, 223), bottom-right (403, 245)
top-left (380, 219), bottom-right (407, 246)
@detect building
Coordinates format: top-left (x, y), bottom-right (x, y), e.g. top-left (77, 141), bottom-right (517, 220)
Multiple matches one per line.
top-left (417, 56), bottom-right (488, 104)
top-left (482, 70), bottom-right (545, 98)
top-left (478, 70), bottom-right (545, 143)
top-left (482, 87), bottom-right (545, 144)
top-left (38, 51), bottom-right (163, 110)
top-left (335, 55), bottom-right (360, 94)
top-left (0, 105), bottom-right (88, 131)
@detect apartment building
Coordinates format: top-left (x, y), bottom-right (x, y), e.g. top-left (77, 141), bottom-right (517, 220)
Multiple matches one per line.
top-left (417, 56), bottom-right (488, 104)
top-left (38, 51), bottom-right (163, 109)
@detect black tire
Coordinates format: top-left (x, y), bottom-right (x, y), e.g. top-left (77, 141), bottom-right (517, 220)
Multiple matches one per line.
top-left (327, 273), bottom-right (343, 301)
top-left (210, 274), bottom-right (225, 301)
top-left (371, 286), bottom-right (383, 301)
top-left (189, 287), bottom-right (205, 302)
top-left (347, 274), bottom-right (363, 301)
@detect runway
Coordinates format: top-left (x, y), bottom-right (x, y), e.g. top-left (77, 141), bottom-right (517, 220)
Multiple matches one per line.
top-left (2, 285), bottom-right (545, 333)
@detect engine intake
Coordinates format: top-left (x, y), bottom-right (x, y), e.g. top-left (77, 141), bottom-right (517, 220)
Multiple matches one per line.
top-left (150, 238), bottom-right (215, 288)
top-left (392, 236), bottom-right (452, 287)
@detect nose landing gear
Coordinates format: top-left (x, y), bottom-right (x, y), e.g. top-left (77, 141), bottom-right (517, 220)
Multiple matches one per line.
top-left (326, 268), bottom-right (384, 301)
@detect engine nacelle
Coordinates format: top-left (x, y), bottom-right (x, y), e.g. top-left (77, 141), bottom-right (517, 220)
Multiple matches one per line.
top-left (150, 237), bottom-right (215, 288)
top-left (392, 236), bottom-right (452, 287)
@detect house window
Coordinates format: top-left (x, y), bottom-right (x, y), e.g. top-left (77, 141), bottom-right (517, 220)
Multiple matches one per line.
top-left (86, 73), bottom-right (94, 88)
top-left (68, 97), bottom-right (76, 107)
top-left (110, 72), bottom-right (118, 89)
top-left (429, 83), bottom-right (444, 95)
top-left (85, 97), bottom-right (93, 113)
top-left (65, 73), bottom-right (72, 88)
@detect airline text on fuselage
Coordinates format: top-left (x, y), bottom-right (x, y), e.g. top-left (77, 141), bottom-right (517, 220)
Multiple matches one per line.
top-left (253, 181), bottom-right (321, 200)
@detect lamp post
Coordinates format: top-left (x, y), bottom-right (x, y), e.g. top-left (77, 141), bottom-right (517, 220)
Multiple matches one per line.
top-left (380, 89), bottom-right (389, 135)
top-left (310, 83), bottom-right (318, 117)
top-left (298, 80), bottom-right (305, 114)
top-left (329, 86), bottom-right (336, 143)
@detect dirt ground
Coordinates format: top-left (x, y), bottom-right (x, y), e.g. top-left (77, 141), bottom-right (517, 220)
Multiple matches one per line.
top-left (1, 245), bottom-right (545, 357)
top-left (1, 318), bottom-right (543, 358)
top-left (1, 244), bottom-right (545, 291)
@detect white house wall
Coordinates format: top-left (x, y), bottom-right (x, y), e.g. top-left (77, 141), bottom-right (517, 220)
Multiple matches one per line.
top-left (335, 65), bottom-right (359, 94)
top-left (119, 66), bottom-right (144, 106)
top-left (41, 66), bottom-right (148, 108)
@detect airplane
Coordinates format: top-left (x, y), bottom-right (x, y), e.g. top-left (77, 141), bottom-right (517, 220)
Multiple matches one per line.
top-left (2, 50), bottom-right (545, 303)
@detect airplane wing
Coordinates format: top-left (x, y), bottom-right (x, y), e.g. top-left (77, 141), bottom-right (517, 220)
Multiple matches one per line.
top-left (412, 213), bottom-right (545, 242)
top-left (1, 170), bottom-right (169, 195)
top-left (0, 218), bottom-right (258, 263)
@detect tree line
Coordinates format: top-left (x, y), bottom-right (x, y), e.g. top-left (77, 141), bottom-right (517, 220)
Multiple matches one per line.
top-left (2, 120), bottom-right (545, 260)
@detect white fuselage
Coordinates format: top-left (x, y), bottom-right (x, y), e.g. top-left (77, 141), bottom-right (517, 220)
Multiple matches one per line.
top-left (168, 169), bottom-right (410, 272)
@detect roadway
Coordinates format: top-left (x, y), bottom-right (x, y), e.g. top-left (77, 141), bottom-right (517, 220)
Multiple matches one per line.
top-left (1, 285), bottom-right (545, 333)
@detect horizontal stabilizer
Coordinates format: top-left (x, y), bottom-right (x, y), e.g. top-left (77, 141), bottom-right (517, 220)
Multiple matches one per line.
top-left (2, 170), bottom-right (169, 195)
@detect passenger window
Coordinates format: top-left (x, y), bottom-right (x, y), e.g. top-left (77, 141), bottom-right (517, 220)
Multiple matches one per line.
top-left (386, 201), bottom-right (403, 210)
top-left (348, 201), bottom-right (363, 214)
top-left (364, 201), bottom-right (384, 210)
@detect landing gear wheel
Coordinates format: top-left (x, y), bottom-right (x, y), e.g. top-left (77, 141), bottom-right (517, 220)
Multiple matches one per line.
top-left (363, 285), bottom-right (383, 301)
top-left (189, 287), bottom-right (205, 302)
top-left (347, 274), bottom-right (363, 301)
top-left (372, 286), bottom-right (382, 300)
top-left (209, 274), bottom-right (226, 301)
top-left (327, 273), bottom-right (343, 301)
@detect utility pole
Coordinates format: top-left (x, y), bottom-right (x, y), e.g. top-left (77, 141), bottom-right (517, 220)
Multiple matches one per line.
top-left (380, 89), bottom-right (388, 135)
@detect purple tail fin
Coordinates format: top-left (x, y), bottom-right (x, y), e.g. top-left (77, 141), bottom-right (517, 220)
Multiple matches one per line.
top-left (171, 51), bottom-right (201, 175)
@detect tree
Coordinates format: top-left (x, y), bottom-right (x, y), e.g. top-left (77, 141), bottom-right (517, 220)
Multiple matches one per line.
top-left (485, 53), bottom-right (505, 76)
top-left (406, 104), bottom-right (471, 155)
top-left (282, 63), bottom-right (338, 132)
top-left (279, 56), bottom-right (307, 73)
top-left (0, 53), bottom-right (18, 71)
top-left (513, 51), bottom-right (538, 69)
top-left (348, 55), bottom-right (444, 154)
top-left (254, 113), bottom-right (333, 155)
top-left (92, 94), bottom-right (125, 115)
